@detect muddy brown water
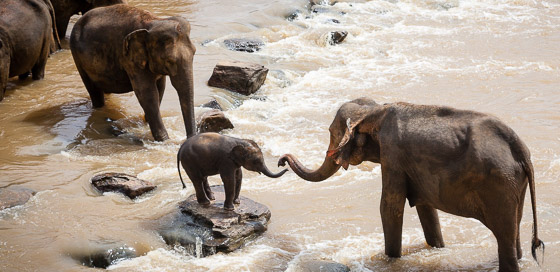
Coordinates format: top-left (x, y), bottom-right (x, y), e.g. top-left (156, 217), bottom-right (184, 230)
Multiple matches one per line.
top-left (0, 0), bottom-right (559, 271)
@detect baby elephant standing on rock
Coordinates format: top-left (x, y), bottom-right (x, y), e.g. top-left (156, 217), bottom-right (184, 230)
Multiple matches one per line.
top-left (177, 133), bottom-right (288, 210)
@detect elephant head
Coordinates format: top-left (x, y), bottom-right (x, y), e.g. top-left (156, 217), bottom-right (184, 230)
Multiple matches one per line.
top-left (123, 17), bottom-right (197, 137)
top-left (232, 140), bottom-right (289, 178)
top-left (278, 97), bottom-right (386, 181)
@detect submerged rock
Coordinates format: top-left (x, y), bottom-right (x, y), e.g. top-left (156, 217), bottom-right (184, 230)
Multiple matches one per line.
top-left (73, 245), bottom-right (138, 269)
top-left (208, 61), bottom-right (269, 95)
top-left (159, 186), bottom-right (270, 256)
top-left (91, 173), bottom-right (156, 199)
top-left (293, 260), bottom-right (350, 272)
top-left (329, 31), bottom-right (348, 45)
top-left (0, 187), bottom-right (36, 211)
top-left (197, 109), bottom-right (234, 133)
top-left (200, 98), bottom-right (223, 111)
top-left (223, 38), bottom-right (264, 53)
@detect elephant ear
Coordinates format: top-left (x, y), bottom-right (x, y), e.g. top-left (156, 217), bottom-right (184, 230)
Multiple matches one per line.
top-left (326, 108), bottom-right (373, 169)
top-left (123, 29), bottom-right (149, 69)
top-left (231, 145), bottom-right (248, 167)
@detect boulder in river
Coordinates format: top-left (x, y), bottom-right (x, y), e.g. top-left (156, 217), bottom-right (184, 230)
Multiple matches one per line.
top-left (159, 186), bottom-right (270, 257)
top-left (91, 173), bottom-right (156, 199)
top-left (0, 187), bottom-right (36, 211)
top-left (72, 245), bottom-right (138, 269)
top-left (329, 31), bottom-right (348, 45)
top-left (208, 61), bottom-right (269, 95)
top-left (223, 38), bottom-right (264, 52)
top-left (200, 98), bottom-right (223, 111)
top-left (197, 109), bottom-right (234, 133)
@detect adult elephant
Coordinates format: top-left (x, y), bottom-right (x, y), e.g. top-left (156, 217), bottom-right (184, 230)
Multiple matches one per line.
top-left (0, 0), bottom-right (59, 101)
top-left (50, 0), bottom-right (126, 39)
top-left (278, 98), bottom-right (544, 272)
top-left (70, 4), bottom-right (196, 141)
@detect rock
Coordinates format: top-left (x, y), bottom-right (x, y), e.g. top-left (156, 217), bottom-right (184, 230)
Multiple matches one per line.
top-left (73, 245), bottom-right (137, 269)
top-left (310, 0), bottom-right (337, 6)
top-left (223, 38), bottom-right (264, 53)
top-left (208, 61), bottom-right (269, 95)
top-left (200, 98), bottom-right (223, 111)
top-left (197, 110), bottom-right (234, 133)
top-left (159, 186), bottom-right (270, 256)
top-left (0, 187), bottom-right (36, 211)
top-left (294, 260), bottom-right (350, 272)
top-left (286, 10), bottom-right (302, 21)
top-left (329, 31), bottom-right (348, 45)
top-left (91, 173), bottom-right (156, 199)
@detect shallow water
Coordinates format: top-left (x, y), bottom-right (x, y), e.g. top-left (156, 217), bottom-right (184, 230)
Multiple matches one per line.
top-left (0, 0), bottom-right (559, 271)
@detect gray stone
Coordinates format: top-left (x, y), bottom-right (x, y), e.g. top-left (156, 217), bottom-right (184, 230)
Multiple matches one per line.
top-left (295, 260), bottom-right (350, 272)
top-left (159, 186), bottom-right (270, 256)
top-left (208, 61), bottom-right (268, 95)
top-left (197, 110), bottom-right (234, 133)
top-left (72, 245), bottom-right (137, 269)
top-left (329, 31), bottom-right (348, 45)
top-left (223, 38), bottom-right (264, 53)
top-left (200, 98), bottom-right (223, 111)
top-left (0, 187), bottom-right (36, 210)
top-left (91, 173), bottom-right (156, 199)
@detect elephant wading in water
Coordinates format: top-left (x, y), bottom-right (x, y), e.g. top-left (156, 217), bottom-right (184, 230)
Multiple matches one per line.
top-left (278, 98), bottom-right (544, 272)
top-left (50, 0), bottom-right (126, 39)
top-left (0, 0), bottom-right (59, 101)
top-left (177, 133), bottom-right (288, 210)
top-left (70, 4), bottom-right (196, 141)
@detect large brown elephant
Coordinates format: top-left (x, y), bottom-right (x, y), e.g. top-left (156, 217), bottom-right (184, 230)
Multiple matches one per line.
top-left (70, 4), bottom-right (196, 141)
top-left (278, 97), bottom-right (544, 272)
top-left (0, 0), bottom-right (59, 101)
top-left (50, 0), bottom-right (126, 39)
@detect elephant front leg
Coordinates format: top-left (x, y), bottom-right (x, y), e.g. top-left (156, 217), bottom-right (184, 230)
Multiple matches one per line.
top-left (130, 73), bottom-right (169, 141)
top-left (380, 167), bottom-right (407, 258)
top-left (219, 168), bottom-right (237, 211)
top-left (234, 168), bottom-right (242, 204)
top-left (416, 205), bottom-right (445, 248)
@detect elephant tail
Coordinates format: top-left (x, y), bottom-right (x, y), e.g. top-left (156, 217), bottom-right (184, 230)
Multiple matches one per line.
top-left (42, 0), bottom-right (62, 52)
top-left (177, 143), bottom-right (187, 189)
top-left (523, 159), bottom-right (545, 265)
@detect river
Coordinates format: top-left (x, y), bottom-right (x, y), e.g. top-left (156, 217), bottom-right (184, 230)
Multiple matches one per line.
top-left (0, 0), bottom-right (558, 271)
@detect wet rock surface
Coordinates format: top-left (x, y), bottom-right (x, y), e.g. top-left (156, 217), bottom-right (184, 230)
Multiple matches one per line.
top-left (293, 260), bottom-right (350, 272)
top-left (72, 245), bottom-right (138, 269)
top-left (329, 31), bottom-right (348, 45)
top-left (200, 98), bottom-right (223, 110)
top-left (0, 187), bottom-right (36, 211)
top-left (91, 173), bottom-right (156, 199)
top-left (223, 38), bottom-right (264, 52)
top-left (159, 186), bottom-right (270, 256)
top-left (197, 109), bottom-right (234, 133)
top-left (208, 61), bottom-right (269, 95)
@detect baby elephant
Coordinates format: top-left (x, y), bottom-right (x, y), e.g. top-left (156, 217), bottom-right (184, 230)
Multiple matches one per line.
top-left (177, 132), bottom-right (288, 210)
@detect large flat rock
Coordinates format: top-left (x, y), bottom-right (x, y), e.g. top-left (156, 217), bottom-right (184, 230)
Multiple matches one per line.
top-left (0, 187), bottom-right (36, 211)
top-left (91, 173), bottom-right (156, 199)
top-left (159, 186), bottom-right (270, 256)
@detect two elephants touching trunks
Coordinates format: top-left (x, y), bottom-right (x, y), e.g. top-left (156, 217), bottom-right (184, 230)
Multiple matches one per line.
top-left (278, 97), bottom-right (544, 272)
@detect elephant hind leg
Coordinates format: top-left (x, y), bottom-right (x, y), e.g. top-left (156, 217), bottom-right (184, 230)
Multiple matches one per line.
top-left (31, 36), bottom-right (50, 80)
top-left (486, 209), bottom-right (520, 272)
top-left (516, 186), bottom-right (527, 260)
top-left (75, 62), bottom-right (105, 107)
top-left (202, 177), bottom-right (215, 201)
top-left (19, 72), bottom-right (30, 80)
top-left (416, 205), bottom-right (445, 248)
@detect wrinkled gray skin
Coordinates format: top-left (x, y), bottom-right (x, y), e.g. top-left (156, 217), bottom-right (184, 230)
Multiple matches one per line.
top-left (50, 0), bottom-right (126, 39)
top-left (70, 5), bottom-right (196, 141)
top-left (278, 97), bottom-right (544, 272)
top-left (178, 133), bottom-right (288, 210)
top-left (0, 0), bottom-right (58, 101)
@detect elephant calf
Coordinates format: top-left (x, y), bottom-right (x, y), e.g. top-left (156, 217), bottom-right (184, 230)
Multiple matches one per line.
top-left (177, 133), bottom-right (288, 210)
top-left (279, 97), bottom-right (544, 272)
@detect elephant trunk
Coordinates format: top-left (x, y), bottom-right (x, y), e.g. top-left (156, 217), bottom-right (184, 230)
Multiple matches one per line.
top-left (260, 163), bottom-right (289, 178)
top-left (278, 153), bottom-right (341, 182)
top-left (170, 61), bottom-right (196, 138)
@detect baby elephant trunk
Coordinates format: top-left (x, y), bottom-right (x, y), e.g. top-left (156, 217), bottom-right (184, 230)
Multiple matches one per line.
top-left (260, 164), bottom-right (288, 178)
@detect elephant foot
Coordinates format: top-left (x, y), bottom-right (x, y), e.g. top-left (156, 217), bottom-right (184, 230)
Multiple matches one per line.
top-left (207, 192), bottom-right (215, 201)
top-left (233, 198), bottom-right (240, 204)
top-left (18, 72), bottom-right (30, 80)
top-left (223, 204), bottom-right (235, 211)
top-left (197, 199), bottom-right (211, 206)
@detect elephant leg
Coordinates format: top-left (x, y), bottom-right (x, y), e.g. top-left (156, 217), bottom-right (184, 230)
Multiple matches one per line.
top-left (202, 177), bottom-right (215, 201)
top-left (75, 63), bottom-right (105, 107)
top-left (186, 172), bottom-right (211, 206)
top-left (380, 167), bottom-right (408, 258)
top-left (219, 168), bottom-right (236, 211)
top-left (156, 77), bottom-right (166, 106)
top-left (516, 186), bottom-right (527, 260)
top-left (31, 38), bottom-right (50, 80)
top-left (129, 72), bottom-right (168, 141)
top-left (487, 208), bottom-right (519, 272)
top-left (416, 205), bottom-right (445, 248)
top-left (233, 168), bottom-right (242, 204)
